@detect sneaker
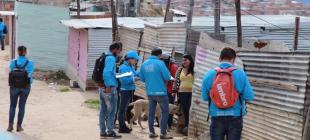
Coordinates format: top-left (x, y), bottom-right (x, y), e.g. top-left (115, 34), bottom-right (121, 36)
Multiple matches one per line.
top-left (149, 133), bottom-right (159, 138)
top-left (100, 133), bottom-right (107, 139)
top-left (160, 134), bottom-right (173, 139)
top-left (118, 127), bottom-right (132, 133)
top-left (16, 126), bottom-right (24, 132)
top-left (7, 124), bottom-right (13, 132)
top-left (106, 131), bottom-right (122, 138)
top-left (182, 127), bottom-right (188, 136)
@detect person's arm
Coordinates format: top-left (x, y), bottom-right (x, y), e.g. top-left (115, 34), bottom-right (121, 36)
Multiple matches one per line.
top-left (26, 61), bottom-right (35, 78)
top-left (240, 70), bottom-right (254, 101)
top-left (160, 62), bottom-right (171, 81)
top-left (139, 65), bottom-right (145, 82)
top-left (119, 65), bottom-right (134, 86)
top-left (103, 56), bottom-right (116, 87)
top-left (4, 25), bottom-right (7, 34)
top-left (171, 64), bottom-right (178, 77)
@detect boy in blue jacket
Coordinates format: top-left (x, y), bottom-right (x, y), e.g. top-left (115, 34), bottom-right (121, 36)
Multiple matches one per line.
top-left (139, 48), bottom-right (173, 139)
top-left (99, 42), bottom-right (122, 138)
top-left (118, 51), bottom-right (140, 133)
top-left (199, 47), bottom-right (254, 140)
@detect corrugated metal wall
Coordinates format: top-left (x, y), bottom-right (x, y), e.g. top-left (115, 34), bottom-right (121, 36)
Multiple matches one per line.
top-left (86, 28), bottom-right (112, 89)
top-left (119, 27), bottom-right (143, 53)
top-left (66, 28), bottom-right (88, 91)
top-left (141, 23), bottom-right (186, 53)
top-left (188, 42), bottom-right (310, 140)
top-left (15, 2), bottom-right (69, 71)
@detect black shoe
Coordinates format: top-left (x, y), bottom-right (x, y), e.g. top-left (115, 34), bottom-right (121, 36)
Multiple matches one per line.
top-left (7, 123), bottom-right (13, 132)
top-left (118, 127), bottom-right (132, 133)
top-left (106, 131), bottom-right (122, 138)
top-left (149, 133), bottom-right (159, 138)
top-left (160, 134), bottom-right (173, 139)
top-left (100, 133), bottom-right (107, 139)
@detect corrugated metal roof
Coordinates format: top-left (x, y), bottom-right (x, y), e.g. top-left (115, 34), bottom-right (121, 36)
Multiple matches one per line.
top-left (60, 17), bottom-right (154, 29)
top-left (119, 26), bottom-right (142, 53)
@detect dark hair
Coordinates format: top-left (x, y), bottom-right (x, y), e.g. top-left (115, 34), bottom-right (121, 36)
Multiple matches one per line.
top-left (0, 18), bottom-right (3, 22)
top-left (151, 48), bottom-right (162, 56)
top-left (109, 42), bottom-right (122, 51)
top-left (183, 54), bottom-right (194, 75)
top-left (18, 46), bottom-right (27, 56)
top-left (220, 47), bottom-right (236, 61)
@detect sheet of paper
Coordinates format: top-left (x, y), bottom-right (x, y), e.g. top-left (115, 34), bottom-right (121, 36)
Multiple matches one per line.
top-left (170, 77), bottom-right (175, 81)
top-left (116, 72), bottom-right (133, 78)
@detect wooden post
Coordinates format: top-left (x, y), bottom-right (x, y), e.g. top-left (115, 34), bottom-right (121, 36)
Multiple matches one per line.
top-left (214, 0), bottom-right (220, 37)
top-left (164, 0), bottom-right (171, 22)
top-left (77, 0), bottom-right (81, 18)
top-left (235, 0), bottom-right (242, 48)
top-left (184, 0), bottom-right (194, 54)
top-left (111, 0), bottom-right (119, 41)
top-left (294, 17), bottom-right (300, 51)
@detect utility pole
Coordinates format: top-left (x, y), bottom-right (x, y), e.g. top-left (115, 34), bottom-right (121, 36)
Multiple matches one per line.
top-left (111, 0), bottom-right (119, 41)
top-left (214, 0), bottom-right (221, 37)
top-left (164, 0), bottom-right (171, 22)
top-left (184, 0), bottom-right (194, 54)
top-left (235, 0), bottom-right (242, 48)
top-left (77, 0), bottom-right (81, 18)
top-left (294, 17), bottom-right (300, 51)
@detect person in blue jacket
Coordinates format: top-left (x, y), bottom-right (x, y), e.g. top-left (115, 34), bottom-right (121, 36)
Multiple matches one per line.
top-left (139, 48), bottom-right (173, 139)
top-left (199, 47), bottom-right (254, 140)
top-left (0, 18), bottom-right (7, 51)
top-left (7, 46), bottom-right (35, 132)
top-left (118, 51), bottom-right (140, 133)
top-left (99, 42), bottom-right (122, 139)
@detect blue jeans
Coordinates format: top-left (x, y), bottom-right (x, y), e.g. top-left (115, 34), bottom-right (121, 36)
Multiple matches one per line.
top-left (148, 95), bottom-right (169, 135)
top-left (210, 116), bottom-right (243, 140)
top-left (99, 87), bottom-right (118, 135)
top-left (9, 86), bottom-right (31, 126)
top-left (118, 90), bottom-right (134, 129)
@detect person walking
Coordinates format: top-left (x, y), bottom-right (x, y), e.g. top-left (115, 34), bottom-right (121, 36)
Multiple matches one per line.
top-left (199, 47), bottom-right (254, 140)
top-left (172, 54), bottom-right (195, 136)
top-left (99, 42), bottom-right (122, 139)
top-left (0, 18), bottom-right (7, 51)
top-left (139, 48), bottom-right (173, 139)
top-left (7, 46), bottom-right (35, 132)
top-left (118, 51), bottom-right (140, 133)
top-left (160, 53), bottom-right (178, 130)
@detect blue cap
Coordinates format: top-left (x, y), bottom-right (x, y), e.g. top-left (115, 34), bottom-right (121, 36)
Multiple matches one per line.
top-left (126, 51), bottom-right (140, 61)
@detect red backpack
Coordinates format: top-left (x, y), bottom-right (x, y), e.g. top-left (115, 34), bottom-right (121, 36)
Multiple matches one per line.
top-left (210, 67), bottom-right (239, 109)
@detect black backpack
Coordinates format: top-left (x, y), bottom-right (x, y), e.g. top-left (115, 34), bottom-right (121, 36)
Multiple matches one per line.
top-left (92, 53), bottom-right (107, 84)
top-left (9, 60), bottom-right (30, 88)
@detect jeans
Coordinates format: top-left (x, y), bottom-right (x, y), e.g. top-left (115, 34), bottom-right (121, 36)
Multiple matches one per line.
top-left (167, 93), bottom-right (174, 127)
top-left (99, 87), bottom-right (118, 135)
top-left (0, 37), bottom-right (4, 50)
top-left (210, 116), bottom-right (243, 140)
top-left (118, 90), bottom-right (134, 129)
top-left (9, 86), bottom-right (31, 126)
top-left (178, 92), bottom-right (192, 127)
top-left (148, 95), bottom-right (169, 135)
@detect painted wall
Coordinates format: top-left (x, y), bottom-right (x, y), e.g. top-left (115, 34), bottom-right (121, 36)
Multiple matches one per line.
top-left (15, 2), bottom-right (69, 71)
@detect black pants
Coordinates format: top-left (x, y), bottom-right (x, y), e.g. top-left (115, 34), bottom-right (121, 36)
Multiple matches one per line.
top-left (118, 90), bottom-right (135, 129)
top-left (167, 93), bottom-right (174, 127)
top-left (210, 116), bottom-right (243, 140)
top-left (1, 38), bottom-right (4, 50)
top-left (178, 92), bottom-right (192, 127)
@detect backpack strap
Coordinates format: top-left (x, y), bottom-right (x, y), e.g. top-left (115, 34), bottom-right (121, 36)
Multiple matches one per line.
top-left (22, 60), bottom-right (29, 69)
top-left (15, 60), bottom-right (29, 69)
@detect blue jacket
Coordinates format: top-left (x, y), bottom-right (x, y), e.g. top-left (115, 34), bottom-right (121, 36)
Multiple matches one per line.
top-left (10, 56), bottom-right (35, 84)
top-left (119, 61), bottom-right (138, 91)
top-left (103, 52), bottom-right (118, 88)
top-left (201, 62), bottom-right (254, 117)
top-left (139, 55), bottom-right (171, 96)
top-left (0, 22), bottom-right (6, 38)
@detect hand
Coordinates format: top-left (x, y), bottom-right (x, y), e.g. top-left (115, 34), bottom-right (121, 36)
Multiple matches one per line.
top-left (104, 87), bottom-right (112, 93)
top-left (194, 99), bottom-right (201, 105)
